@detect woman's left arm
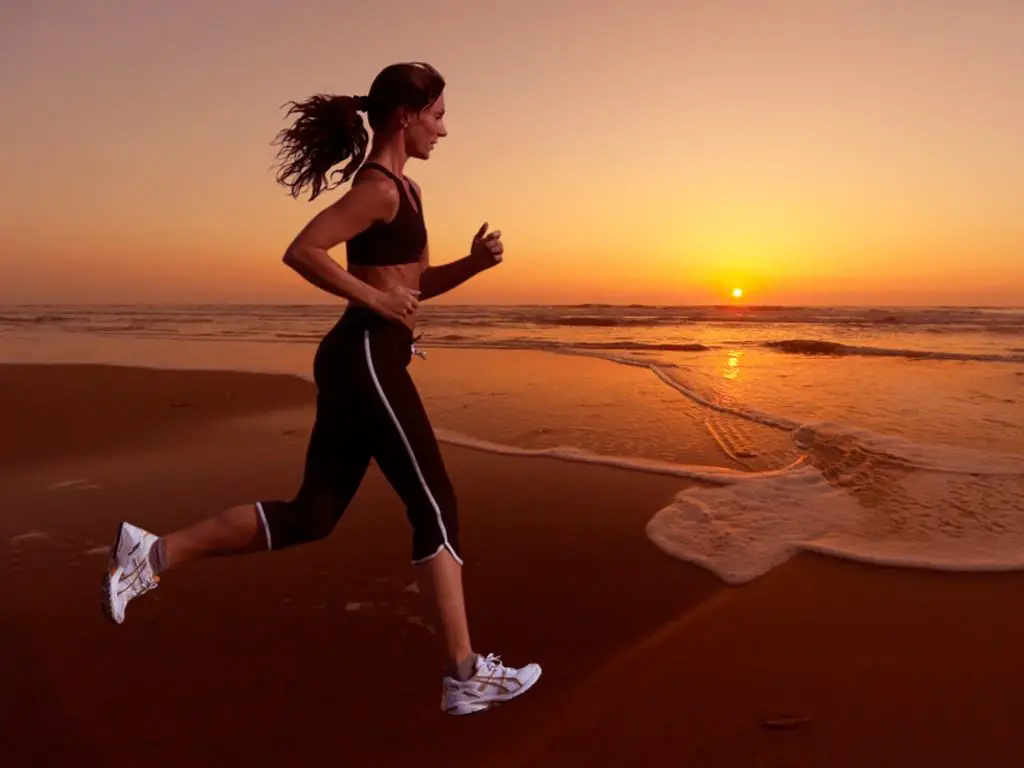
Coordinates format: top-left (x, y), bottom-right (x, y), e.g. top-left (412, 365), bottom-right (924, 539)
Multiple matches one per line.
top-left (419, 222), bottom-right (504, 300)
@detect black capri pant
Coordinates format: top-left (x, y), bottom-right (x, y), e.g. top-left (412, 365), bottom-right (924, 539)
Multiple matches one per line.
top-left (256, 307), bottom-right (462, 565)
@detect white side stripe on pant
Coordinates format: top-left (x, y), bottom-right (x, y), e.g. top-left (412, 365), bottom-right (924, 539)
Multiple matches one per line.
top-left (254, 502), bottom-right (273, 551)
top-left (363, 331), bottom-right (463, 566)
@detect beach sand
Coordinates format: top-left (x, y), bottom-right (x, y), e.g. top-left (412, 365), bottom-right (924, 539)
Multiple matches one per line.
top-left (2, 364), bottom-right (1022, 767)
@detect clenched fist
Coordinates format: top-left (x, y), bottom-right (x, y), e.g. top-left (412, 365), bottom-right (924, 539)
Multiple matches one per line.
top-left (371, 285), bottom-right (421, 322)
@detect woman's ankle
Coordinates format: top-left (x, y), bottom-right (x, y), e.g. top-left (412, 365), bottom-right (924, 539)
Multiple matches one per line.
top-left (148, 537), bottom-right (169, 574)
top-left (446, 652), bottom-right (478, 681)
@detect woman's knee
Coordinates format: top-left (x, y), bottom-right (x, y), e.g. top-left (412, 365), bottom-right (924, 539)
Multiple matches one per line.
top-left (257, 490), bottom-right (343, 549)
top-left (409, 491), bottom-right (461, 565)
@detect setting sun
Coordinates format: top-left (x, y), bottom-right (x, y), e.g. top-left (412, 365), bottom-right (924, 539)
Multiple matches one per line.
top-left (732, 288), bottom-right (744, 299)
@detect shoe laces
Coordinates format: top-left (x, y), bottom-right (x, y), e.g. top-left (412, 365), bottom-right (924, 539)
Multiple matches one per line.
top-left (477, 653), bottom-right (505, 675)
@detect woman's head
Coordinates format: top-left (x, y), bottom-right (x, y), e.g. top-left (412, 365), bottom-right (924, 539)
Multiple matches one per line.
top-left (273, 61), bottom-right (447, 200)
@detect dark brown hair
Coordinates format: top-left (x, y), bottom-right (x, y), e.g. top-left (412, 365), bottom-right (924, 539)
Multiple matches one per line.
top-left (272, 62), bottom-right (445, 200)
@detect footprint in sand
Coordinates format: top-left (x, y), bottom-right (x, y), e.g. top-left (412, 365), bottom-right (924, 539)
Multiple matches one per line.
top-left (344, 601), bottom-right (437, 635)
top-left (47, 478), bottom-right (103, 492)
top-left (9, 534), bottom-right (111, 569)
top-left (344, 582), bottom-right (438, 636)
top-left (9, 531), bottom-right (52, 545)
top-left (8, 532), bottom-right (58, 568)
top-left (404, 615), bottom-right (437, 636)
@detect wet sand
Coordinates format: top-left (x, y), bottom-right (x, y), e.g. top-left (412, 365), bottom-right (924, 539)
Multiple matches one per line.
top-left (1, 364), bottom-right (1022, 767)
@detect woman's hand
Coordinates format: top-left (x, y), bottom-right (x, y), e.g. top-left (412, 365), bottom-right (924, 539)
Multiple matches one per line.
top-left (470, 222), bottom-right (504, 267)
top-left (370, 285), bottom-right (421, 322)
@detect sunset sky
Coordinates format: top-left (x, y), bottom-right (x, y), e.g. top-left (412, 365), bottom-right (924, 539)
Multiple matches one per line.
top-left (2, 0), bottom-right (1021, 306)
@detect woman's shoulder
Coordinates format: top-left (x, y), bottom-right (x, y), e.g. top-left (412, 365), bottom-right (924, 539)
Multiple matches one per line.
top-left (340, 171), bottom-right (401, 224)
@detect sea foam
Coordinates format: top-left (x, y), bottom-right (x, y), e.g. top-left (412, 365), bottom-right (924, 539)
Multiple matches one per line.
top-left (646, 423), bottom-right (1024, 584)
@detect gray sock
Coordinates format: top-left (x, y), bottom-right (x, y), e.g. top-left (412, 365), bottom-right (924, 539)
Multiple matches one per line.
top-left (148, 538), bottom-right (168, 574)
top-left (448, 653), bottom-right (478, 681)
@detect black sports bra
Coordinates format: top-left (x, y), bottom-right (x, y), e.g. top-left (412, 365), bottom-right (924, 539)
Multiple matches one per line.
top-left (346, 162), bottom-right (427, 267)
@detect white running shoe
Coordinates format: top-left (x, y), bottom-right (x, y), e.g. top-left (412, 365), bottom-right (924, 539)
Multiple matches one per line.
top-left (102, 522), bottom-right (160, 624)
top-left (441, 653), bottom-right (542, 716)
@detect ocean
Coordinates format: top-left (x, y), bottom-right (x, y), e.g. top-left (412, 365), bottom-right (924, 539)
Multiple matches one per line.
top-left (2, 303), bottom-right (1022, 584)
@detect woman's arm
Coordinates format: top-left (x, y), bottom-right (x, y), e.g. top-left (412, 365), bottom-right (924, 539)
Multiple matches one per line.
top-left (418, 223), bottom-right (504, 300)
top-left (419, 245), bottom-right (494, 300)
top-left (282, 178), bottom-right (400, 308)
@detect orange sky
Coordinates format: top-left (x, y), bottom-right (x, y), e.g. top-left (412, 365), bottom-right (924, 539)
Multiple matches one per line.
top-left (1, 0), bottom-right (1022, 306)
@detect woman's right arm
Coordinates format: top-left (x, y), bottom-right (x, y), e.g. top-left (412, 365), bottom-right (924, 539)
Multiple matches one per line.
top-left (282, 178), bottom-right (399, 309)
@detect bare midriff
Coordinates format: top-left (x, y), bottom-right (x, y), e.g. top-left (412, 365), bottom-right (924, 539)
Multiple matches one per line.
top-left (349, 262), bottom-right (424, 332)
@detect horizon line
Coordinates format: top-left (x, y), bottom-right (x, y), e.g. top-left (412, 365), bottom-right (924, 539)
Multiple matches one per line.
top-left (2, 301), bottom-right (1022, 310)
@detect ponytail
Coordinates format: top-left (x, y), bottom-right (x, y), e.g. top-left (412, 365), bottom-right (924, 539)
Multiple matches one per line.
top-left (272, 94), bottom-right (369, 201)
top-left (272, 62), bottom-right (445, 201)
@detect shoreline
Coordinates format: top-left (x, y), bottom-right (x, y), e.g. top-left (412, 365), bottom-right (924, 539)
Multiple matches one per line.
top-left (0, 360), bottom-right (764, 481)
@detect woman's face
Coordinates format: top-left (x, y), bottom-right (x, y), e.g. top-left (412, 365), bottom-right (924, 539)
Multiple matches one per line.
top-left (404, 93), bottom-right (447, 160)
